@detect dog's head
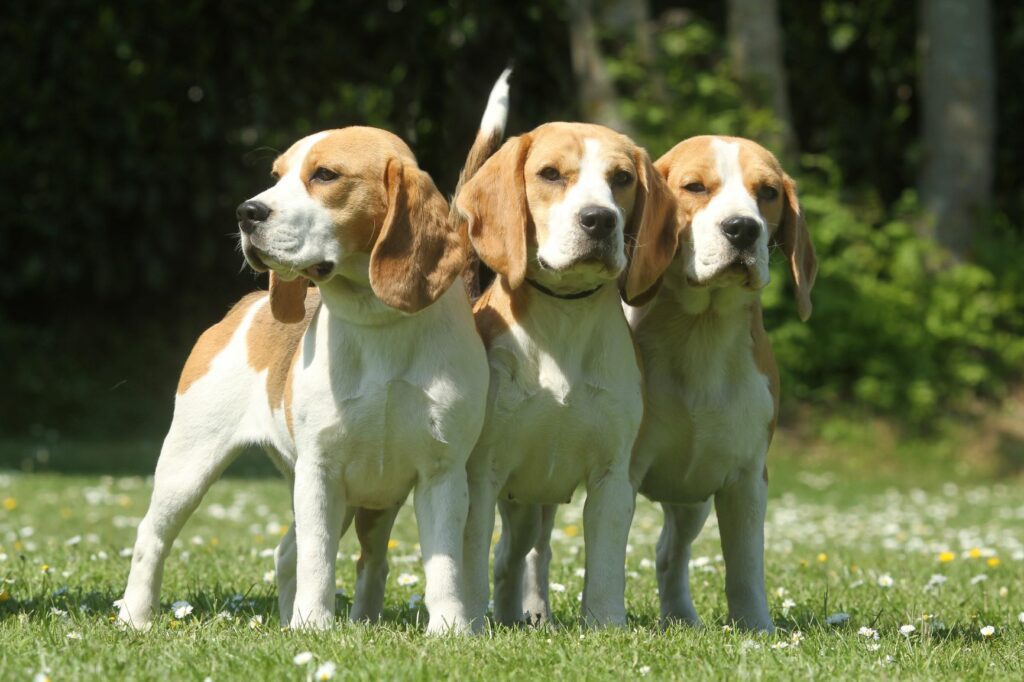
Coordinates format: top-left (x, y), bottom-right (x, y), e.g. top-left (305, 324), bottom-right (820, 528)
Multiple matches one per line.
top-left (237, 127), bottom-right (463, 321)
top-left (456, 122), bottom-right (676, 302)
top-left (656, 136), bottom-right (817, 320)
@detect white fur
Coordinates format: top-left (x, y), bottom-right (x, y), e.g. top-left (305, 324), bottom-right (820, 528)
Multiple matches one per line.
top-left (536, 138), bottom-right (628, 277)
top-left (685, 139), bottom-right (771, 289)
top-left (463, 284), bottom-right (641, 630)
top-left (480, 68), bottom-right (512, 138)
top-left (244, 132), bottom-right (344, 279)
top-left (118, 139), bottom-right (488, 634)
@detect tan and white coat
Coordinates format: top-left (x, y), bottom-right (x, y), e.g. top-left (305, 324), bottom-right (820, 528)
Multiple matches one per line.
top-left (454, 122), bottom-right (678, 628)
top-left (117, 126), bottom-right (488, 633)
top-left (627, 135), bottom-right (817, 631)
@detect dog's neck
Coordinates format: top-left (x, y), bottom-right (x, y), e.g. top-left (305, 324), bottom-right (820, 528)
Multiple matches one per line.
top-left (315, 254), bottom-right (409, 327)
top-left (655, 257), bottom-right (759, 321)
top-left (496, 275), bottom-right (625, 349)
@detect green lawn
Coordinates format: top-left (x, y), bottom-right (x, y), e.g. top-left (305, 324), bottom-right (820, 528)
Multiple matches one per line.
top-left (1, 436), bottom-right (1022, 680)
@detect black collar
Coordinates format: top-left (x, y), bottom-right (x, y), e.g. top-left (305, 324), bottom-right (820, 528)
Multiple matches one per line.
top-left (525, 278), bottom-right (604, 300)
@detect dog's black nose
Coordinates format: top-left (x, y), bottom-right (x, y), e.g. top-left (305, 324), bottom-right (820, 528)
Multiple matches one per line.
top-left (722, 215), bottom-right (760, 250)
top-left (578, 205), bottom-right (617, 239)
top-left (236, 200), bottom-right (271, 234)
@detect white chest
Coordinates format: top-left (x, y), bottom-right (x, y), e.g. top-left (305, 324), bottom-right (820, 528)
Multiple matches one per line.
top-left (477, 304), bottom-right (643, 504)
top-left (632, 304), bottom-right (774, 503)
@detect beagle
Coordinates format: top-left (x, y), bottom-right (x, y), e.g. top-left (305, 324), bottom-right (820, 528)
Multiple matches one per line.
top-left (117, 125), bottom-right (489, 633)
top-left (455, 122), bottom-right (678, 629)
top-left (627, 136), bottom-right (817, 631)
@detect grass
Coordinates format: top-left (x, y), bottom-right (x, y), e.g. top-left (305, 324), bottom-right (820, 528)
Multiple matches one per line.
top-left (1, 431), bottom-right (1023, 681)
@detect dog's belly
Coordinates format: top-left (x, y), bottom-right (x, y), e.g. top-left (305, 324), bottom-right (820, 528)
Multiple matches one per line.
top-left (314, 379), bottom-right (469, 509)
top-left (637, 378), bottom-right (773, 504)
top-left (486, 383), bottom-right (639, 505)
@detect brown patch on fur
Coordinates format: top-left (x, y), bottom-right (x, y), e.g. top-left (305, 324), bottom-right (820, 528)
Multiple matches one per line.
top-left (620, 146), bottom-right (679, 304)
top-left (779, 173), bottom-right (817, 321)
top-left (458, 134), bottom-right (533, 290)
top-left (472, 276), bottom-right (528, 348)
top-left (369, 158), bottom-right (466, 313)
top-left (177, 292), bottom-right (265, 395)
top-left (749, 302), bottom-right (780, 442)
top-left (247, 289), bottom-right (322, 421)
top-left (270, 273), bottom-right (310, 323)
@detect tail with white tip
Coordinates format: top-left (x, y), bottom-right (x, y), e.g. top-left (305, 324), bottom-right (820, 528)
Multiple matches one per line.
top-left (452, 67), bottom-right (512, 297)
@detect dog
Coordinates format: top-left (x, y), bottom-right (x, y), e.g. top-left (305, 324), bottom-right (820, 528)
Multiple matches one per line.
top-left (454, 122), bottom-right (678, 629)
top-left (117, 125), bottom-right (489, 634)
top-left (626, 135), bottom-right (817, 631)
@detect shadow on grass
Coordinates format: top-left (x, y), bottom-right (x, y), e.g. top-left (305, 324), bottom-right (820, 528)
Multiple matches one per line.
top-left (0, 439), bottom-right (281, 478)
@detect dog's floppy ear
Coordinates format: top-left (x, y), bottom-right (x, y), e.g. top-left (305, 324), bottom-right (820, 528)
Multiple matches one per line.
top-left (620, 147), bottom-right (679, 305)
top-left (456, 134), bottom-right (531, 290)
top-left (779, 173), bottom-right (817, 322)
top-left (269, 272), bottom-right (309, 323)
top-left (370, 158), bottom-right (466, 313)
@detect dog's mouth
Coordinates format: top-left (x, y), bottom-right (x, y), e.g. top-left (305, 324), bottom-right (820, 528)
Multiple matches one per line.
top-left (242, 242), bottom-right (269, 273)
top-left (687, 261), bottom-right (765, 290)
top-left (242, 243), bottom-right (334, 282)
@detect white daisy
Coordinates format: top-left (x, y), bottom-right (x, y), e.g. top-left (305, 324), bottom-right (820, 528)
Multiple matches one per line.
top-left (293, 651), bottom-right (314, 665)
top-left (171, 601), bottom-right (193, 619)
top-left (396, 573), bottom-right (419, 587)
top-left (980, 625), bottom-right (995, 637)
top-left (315, 661), bottom-right (337, 680)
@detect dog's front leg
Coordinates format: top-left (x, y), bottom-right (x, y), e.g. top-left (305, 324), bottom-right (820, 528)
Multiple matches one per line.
top-left (714, 464), bottom-right (774, 632)
top-left (463, 463), bottom-right (497, 633)
top-left (415, 467), bottom-right (471, 634)
top-left (350, 506), bottom-right (401, 623)
top-left (581, 466), bottom-right (634, 628)
top-left (290, 457), bottom-right (345, 630)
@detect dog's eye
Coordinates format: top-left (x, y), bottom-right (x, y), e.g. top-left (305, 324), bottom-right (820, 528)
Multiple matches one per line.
top-left (538, 166), bottom-right (562, 182)
top-left (311, 167), bottom-right (339, 183)
top-left (683, 182), bottom-right (706, 193)
top-left (757, 185), bottom-right (779, 201)
top-left (611, 170), bottom-right (634, 187)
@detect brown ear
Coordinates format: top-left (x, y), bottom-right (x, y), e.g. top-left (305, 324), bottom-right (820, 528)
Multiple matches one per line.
top-left (269, 272), bottom-right (309, 323)
top-left (779, 174), bottom-right (817, 321)
top-left (620, 148), bottom-right (679, 305)
top-left (456, 134), bottom-right (531, 289)
top-left (369, 158), bottom-right (466, 313)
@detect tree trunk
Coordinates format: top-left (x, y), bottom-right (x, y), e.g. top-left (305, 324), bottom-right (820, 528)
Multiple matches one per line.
top-left (918, 0), bottom-right (995, 258)
top-left (726, 0), bottom-right (797, 161)
top-left (567, 0), bottom-right (633, 134)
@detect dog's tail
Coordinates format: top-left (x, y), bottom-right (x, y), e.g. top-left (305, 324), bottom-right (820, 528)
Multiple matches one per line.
top-left (452, 67), bottom-right (511, 298)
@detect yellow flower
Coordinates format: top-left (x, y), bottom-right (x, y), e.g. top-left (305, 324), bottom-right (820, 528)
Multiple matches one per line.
top-left (40, 564), bottom-right (51, 574)
top-left (563, 525), bottom-right (579, 538)
top-left (987, 557), bottom-right (1000, 568)
top-left (968, 548), bottom-right (982, 559)
top-left (60, 508), bottom-right (73, 519)
top-left (938, 551), bottom-right (955, 563)
top-left (387, 539), bottom-right (399, 550)
top-left (817, 553), bottom-right (828, 563)
top-left (2, 497), bottom-right (17, 511)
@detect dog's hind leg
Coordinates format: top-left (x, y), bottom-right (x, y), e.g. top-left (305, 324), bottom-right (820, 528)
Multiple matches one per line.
top-left (656, 500), bottom-right (711, 628)
top-left (520, 503), bottom-right (556, 626)
top-left (350, 505), bottom-right (400, 623)
top-left (118, 423), bottom-right (243, 629)
top-left (493, 500), bottom-right (541, 626)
